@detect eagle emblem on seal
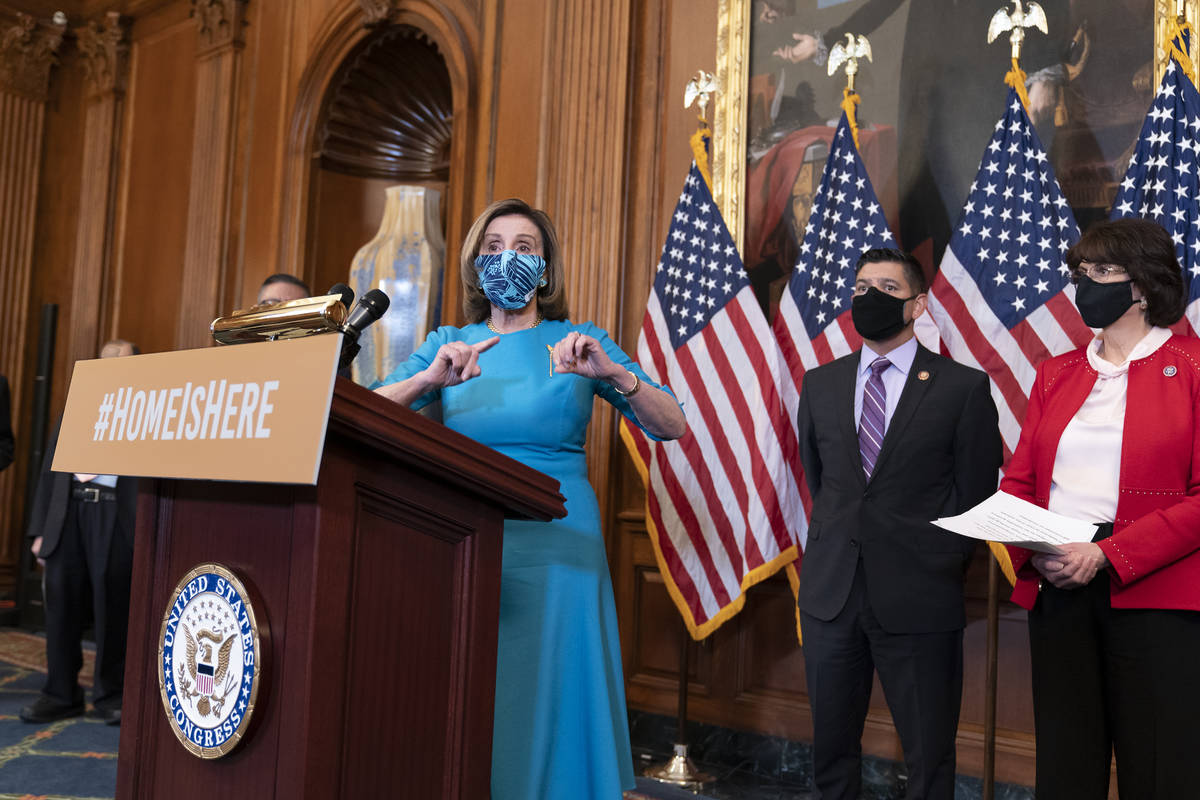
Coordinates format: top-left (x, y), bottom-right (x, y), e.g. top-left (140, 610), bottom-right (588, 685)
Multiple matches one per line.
top-left (176, 623), bottom-right (237, 719)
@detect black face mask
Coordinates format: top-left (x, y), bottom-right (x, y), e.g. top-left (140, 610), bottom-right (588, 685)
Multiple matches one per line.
top-left (851, 287), bottom-right (916, 341)
top-left (1073, 276), bottom-right (1137, 329)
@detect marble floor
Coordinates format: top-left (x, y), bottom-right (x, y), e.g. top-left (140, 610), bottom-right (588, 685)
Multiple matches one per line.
top-left (628, 710), bottom-right (1034, 800)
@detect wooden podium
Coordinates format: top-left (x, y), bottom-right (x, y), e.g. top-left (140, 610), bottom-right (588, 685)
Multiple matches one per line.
top-left (115, 378), bottom-right (566, 798)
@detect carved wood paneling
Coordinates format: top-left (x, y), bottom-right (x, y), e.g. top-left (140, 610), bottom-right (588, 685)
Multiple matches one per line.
top-left (317, 24), bottom-right (452, 182)
top-left (537, 0), bottom-right (632, 532)
top-left (110, 7), bottom-right (197, 355)
top-left (191, 0), bottom-right (246, 54)
top-left (0, 9), bottom-right (64, 583)
top-left (174, 0), bottom-right (245, 349)
top-left (65, 11), bottom-right (128, 374)
top-left (357, 0), bottom-right (391, 27)
top-left (0, 10), bottom-right (64, 101)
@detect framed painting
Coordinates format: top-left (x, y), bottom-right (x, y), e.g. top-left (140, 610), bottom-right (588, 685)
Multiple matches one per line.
top-left (714, 0), bottom-right (1189, 316)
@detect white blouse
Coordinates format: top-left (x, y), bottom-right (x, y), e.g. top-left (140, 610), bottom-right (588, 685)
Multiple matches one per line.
top-left (1047, 326), bottom-right (1172, 523)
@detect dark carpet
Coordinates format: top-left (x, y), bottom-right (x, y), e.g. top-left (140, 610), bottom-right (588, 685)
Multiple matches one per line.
top-left (0, 629), bottom-right (118, 800)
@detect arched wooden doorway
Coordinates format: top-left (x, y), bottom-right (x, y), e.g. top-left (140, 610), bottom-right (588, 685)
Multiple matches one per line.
top-left (279, 1), bottom-right (476, 331)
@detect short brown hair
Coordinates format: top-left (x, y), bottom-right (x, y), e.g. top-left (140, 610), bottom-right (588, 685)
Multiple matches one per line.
top-left (459, 198), bottom-right (570, 324)
top-left (855, 247), bottom-right (927, 294)
top-left (1066, 218), bottom-right (1186, 328)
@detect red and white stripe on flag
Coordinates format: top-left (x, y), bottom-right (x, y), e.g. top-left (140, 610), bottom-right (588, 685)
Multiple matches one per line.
top-left (620, 127), bottom-right (803, 640)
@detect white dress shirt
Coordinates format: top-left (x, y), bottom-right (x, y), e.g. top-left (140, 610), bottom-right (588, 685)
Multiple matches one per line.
top-left (854, 336), bottom-right (918, 436)
top-left (1048, 326), bottom-right (1171, 523)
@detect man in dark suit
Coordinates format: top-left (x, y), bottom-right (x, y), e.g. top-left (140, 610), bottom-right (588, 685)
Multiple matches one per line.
top-left (20, 339), bottom-right (139, 726)
top-left (796, 248), bottom-right (1002, 800)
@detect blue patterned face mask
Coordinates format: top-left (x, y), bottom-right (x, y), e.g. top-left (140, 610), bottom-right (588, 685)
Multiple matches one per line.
top-left (474, 250), bottom-right (547, 310)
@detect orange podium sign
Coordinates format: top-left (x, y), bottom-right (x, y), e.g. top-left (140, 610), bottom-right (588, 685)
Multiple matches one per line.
top-left (53, 336), bottom-right (342, 484)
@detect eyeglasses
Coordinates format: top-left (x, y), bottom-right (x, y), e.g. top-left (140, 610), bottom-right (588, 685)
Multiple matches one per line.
top-left (1068, 263), bottom-right (1129, 284)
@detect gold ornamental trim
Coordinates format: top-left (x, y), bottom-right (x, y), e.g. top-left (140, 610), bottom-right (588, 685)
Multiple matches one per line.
top-left (712, 0), bottom-right (750, 252)
top-left (1157, 0), bottom-right (1200, 85)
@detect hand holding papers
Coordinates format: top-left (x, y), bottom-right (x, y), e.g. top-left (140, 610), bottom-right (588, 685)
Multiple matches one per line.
top-left (933, 491), bottom-right (1098, 554)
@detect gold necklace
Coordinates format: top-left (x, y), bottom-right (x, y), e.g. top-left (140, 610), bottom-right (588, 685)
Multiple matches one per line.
top-left (486, 313), bottom-right (543, 334)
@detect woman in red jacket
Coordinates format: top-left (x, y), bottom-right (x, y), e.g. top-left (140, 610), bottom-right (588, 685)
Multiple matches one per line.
top-left (1001, 218), bottom-right (1200, 799)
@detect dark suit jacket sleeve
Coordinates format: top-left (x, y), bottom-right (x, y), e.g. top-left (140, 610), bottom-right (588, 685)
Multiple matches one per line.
top-left (796, 374), bottom-right (822, 496)
top-left (26, 419), bottom-right (60, 541)
top-left (0, 377), bottom-right (12, 472)
top-left (952, 371), bottom-right (1003, 514)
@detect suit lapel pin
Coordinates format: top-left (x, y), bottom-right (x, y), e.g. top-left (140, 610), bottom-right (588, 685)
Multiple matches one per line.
top-left (917, 370), bottom-right (931, 381)
top-left (1164, 365), bottom-right (1178, 377)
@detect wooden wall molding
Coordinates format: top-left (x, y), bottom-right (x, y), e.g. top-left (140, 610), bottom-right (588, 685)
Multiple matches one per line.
top-left (78, 10), bottom-right (130, 97)
top-left (174, 0), bottom-right (246, 349)
top-left (190, 0), bottom-right (246, 55)
top-left (357, 0), bottom-right (393, 27)
top-left (0, 10), bottom-right (65, 101)
top-left (65, 11), bottom-right (128, 375)
top-left (0, 9), bottom-right (65, 583)
top-left (280, 1), bottom-right (477, 304)
top-left (537, 0), bottom-right (633, 533)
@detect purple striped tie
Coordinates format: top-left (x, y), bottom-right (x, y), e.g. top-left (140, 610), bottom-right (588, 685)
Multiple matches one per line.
top-left (859, 356), bottom-right (890, 479)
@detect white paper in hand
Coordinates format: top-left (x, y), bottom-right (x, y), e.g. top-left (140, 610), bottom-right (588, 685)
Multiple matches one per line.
top-left (932, 491), bottom-right (1099, 554)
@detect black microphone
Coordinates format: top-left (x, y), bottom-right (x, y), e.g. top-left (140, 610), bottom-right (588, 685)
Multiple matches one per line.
top-left (328, 283), bottom-right (354, 311)
top-left (344, 289), bottom-right (389, 340)
top-left (339, 289), bottom-right (391, 370)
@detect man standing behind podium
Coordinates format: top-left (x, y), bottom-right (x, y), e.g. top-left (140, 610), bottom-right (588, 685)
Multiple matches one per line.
top-left (21, 339), bottom-right (139, 726)
top-left (256, 273), bottom-right (310, 306)
top-left (795, 249), bottom-right (1001, 800)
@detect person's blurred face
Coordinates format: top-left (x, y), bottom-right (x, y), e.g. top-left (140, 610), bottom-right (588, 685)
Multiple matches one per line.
top-left (100, 341), bottom-right (135, 359)
top-left (257, 280), bottom-right (308, 306)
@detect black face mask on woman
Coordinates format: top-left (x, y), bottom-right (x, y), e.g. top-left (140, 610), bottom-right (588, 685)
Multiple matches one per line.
top-left (851, 287), bottom-right (917, 341)
top-left (1073, 276), bottom-right (1137, 329)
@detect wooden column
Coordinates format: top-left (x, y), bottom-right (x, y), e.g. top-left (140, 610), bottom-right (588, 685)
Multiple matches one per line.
top-left (67, 11), bottom-right (128, 371)
top-left (539, 0), bottom-right (634, 523)
top-left (0, 9), bottom-right (65, 585)
top-left (175, 0), bottom-right (247, 350)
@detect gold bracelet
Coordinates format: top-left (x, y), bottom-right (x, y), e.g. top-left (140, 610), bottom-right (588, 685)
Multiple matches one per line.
top-left (613, 370), bottom-right (640, 397)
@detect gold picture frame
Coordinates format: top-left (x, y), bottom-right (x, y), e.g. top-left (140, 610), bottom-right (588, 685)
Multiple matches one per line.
top-left (714, 0), bottom-right (1195, 261)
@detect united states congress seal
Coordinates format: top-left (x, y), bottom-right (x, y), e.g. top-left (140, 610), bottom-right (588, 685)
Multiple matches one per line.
top-left (158, 564), bottom-right (263, 759)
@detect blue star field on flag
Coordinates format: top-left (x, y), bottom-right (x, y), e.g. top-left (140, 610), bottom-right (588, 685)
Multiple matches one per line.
top-left (949, 89), bottom-right (1079, 328)
top-left (656, 164), bottom-right (748, 349)
top-left (1110, 59), bottom-right (1200, 291)
top-left (788, 114), bottom-right (895, 339)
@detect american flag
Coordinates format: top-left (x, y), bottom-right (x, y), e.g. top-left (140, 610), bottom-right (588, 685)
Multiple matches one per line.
top-left (197, 661), bottom-right (214, 695)
top-left (620, 129), bottom-right (803, 640)
top-left (1109, 57), bottom-right (1200, 332)
top-left (772, 113), bottom-right (898, 563)
top-left (773, 113), bottom-right (898, 446)
top-left (925, 88), bottom-right (1092, 454)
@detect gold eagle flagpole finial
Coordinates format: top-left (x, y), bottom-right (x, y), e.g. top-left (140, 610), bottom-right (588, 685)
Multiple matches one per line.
top-left (685, 70), bottom-right (719, 187)
top-left (827, 33), bottom-right (872, 94)
top-left (988, 1), bottom-right (1048, 112)
top-left (987, 0), bottom-right (1048, 62)
top-left (828, 33), bottom-right (872, 148)
top-left (684, 70), bottom-right (718, 126)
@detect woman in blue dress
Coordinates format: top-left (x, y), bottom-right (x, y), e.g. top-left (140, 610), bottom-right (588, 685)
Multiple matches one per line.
top-left (375, 198), bottom-right (686, 799)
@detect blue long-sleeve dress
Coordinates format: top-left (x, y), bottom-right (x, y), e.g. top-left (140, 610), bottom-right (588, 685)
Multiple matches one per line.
top-left (377, 318), bottom-right (671, 799)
